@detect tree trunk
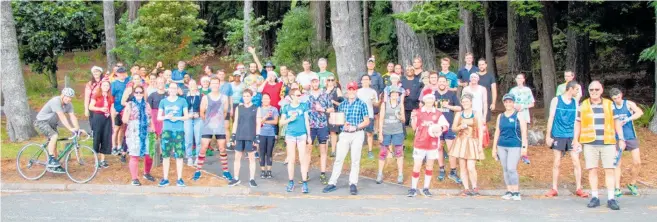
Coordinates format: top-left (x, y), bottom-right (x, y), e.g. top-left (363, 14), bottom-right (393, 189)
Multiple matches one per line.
top-left (362, 0), bottom-right (371, 59)
top-left (536, 2), bottom-right (556, 110)
top-left (127, 0), bottom-right (140, 22)
top-left (507, 3), bottom-right (533, 93)
top-left (566, 1), bottom-right (591, 96)
top-left (310, 0), bottom-right (327, 44)
top-left (483, 1), bottom-right (497, 74)
top-left (472, 11), bottom-right (485, 63)
top-left (330, 0), bottom-right (366, 85)
top-left (103, 0), bottom-right (117, 70)
top-left (243, 0), bottom-right (253, 53)
top-left (1, 1), bottom-right (38, 142)
top-left (649, 13), bottom-right (657, 134)
top-left (47, 71), bottom-right (58, 89)
top-left (254, 1), bottom-right (273, 57)
top-left (391, 0), bottom-right (437, 71)
top-left (458, 6), bottom-right (474, 67)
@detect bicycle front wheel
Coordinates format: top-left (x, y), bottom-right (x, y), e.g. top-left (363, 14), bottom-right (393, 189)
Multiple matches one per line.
top-left (65, 145), bottom-right (99, 183)
top-left (16, 143), bottom-right (48, 180)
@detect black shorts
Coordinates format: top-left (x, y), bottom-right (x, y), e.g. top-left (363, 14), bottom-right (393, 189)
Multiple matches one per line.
top-left (550, 137), bottom-right (573, 152)
top-left (202, 134), bottom-right (226, 139)
top-left (114, 112), bottom-right (123, 126)
top-left (328, 124), bottom-right (341, 133)
top-left (310, 127), bottom-right (329, 144)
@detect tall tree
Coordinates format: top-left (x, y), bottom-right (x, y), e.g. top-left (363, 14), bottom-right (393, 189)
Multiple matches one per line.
top-left (472, 11), bottom-right (485, 63)
top-left (391, 0), bottom-right (437, 70)
top-left (330, 0), bottom-right (366, 85)
top-left (536, 2), bottom-right (557, 110)
top-left (483, 1), bottom-right (497, 74)
top-left (103, 0), bottom-right (117, 70)
top-left (458, 6), bottom-right (474, 67)
top-left (127, 0), bottom-right (140, 22)
top-left (1, 1), bottom-right (38, 141)
top-left (507, 2), bottom-right (533, 92)
top-left (244, 0), bottom-right (253, 54)
top-left (639, 1), bottom-right (657, 133)
top-left (566, 1), bottom-right (591, 95)
top-left (363, 0), bottom-right (371, 58)
top-left (310, 0), bottom-right (327, 44)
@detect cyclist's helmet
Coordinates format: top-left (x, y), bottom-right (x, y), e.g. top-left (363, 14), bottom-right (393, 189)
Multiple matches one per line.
top-left (62, 88), bottom-right (75, 97)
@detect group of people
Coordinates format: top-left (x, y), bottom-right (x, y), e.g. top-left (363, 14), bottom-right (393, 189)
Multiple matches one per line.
top-left (32, 48), bottom-right (643, 210)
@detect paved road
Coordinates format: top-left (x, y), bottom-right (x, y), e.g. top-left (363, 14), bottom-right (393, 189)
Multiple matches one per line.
top-left (1, 191), bottom-right (656, 221)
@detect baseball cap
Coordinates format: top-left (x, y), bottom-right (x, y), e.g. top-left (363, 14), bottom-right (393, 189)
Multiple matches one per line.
top-left (367, 57), bottom-right (375, 63)
top-left (503, 93), bottom-right (515, 101)
top-left (388, 86), bottom-right (403, 94)
top-left (232, 71), bottom-right (241, 76)
top-left (347, 81), bottom-right (359, 90)
top-left (265, 61), bottom-right (275, 68)
top-left (469, 73), bottom-right (479, 80)
top-left (310, 75), bottom-right (319, 82)
top-left (90, 66), bottom-right (103, 74)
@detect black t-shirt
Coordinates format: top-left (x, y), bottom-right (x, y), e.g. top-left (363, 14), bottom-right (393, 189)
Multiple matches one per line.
top-left (401, 76), bottom-right (423, 110)
top-left (434, 90), bottom-right (460, 125)
top-left (147, 92), bottom-right (168, 110)
top-left (477, 72), bottom-right (496, 106)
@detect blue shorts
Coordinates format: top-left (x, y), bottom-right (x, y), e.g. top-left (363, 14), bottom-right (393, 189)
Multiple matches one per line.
top-left (310, 127), bottom-right (329, 144)
top-left (382, 133), bottom-right (404, 146)
top-left (440, 129), bottom-right (456, 140)
top-left (235, 140), bottom-right (255, 152)
top-left (365, 118), bottom-right (375, 133)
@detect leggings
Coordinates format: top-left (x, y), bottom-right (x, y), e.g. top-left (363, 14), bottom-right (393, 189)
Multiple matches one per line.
top-left (496, 146), bottom-right (521, 186)
top-left (129, 155), bottom-right (153, 180)
top-left (259, 135), bottom-right (276, 167)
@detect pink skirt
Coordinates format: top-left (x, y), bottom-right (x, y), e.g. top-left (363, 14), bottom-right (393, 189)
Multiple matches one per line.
top-left (151, 109), bottom-right (163, 135)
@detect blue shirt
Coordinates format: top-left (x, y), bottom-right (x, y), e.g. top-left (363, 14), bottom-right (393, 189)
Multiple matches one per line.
top-left (457, 66), bottom-right (479, 83)
top-left (258, 106), bottom-right (279, 136)
top-left (497, 112), bottom-right (522, 148)
top-left (172, 69), bottom-right (186, 82)
top-left (159, 97), bottom-right (189, 132)
top-left (613, 100), bottom-right (637, 140)
top-left (552, 96), bottom-right (576, 138)
top-left (338, 98), bottom-right (369, 128)
top-left (111, 79), bottom-right (129, 112)
top-left (220, 83), bottom-right (233, 97)
top-left (282, 103), bottom-right (309, 137)
top-left (260, 68), bottom-right (268, 80)
top-left (439, 71), bottom-right (459, 89)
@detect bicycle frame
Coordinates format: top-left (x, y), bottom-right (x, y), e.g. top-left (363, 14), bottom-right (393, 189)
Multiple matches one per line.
top-left (32, 136), bottom-right (80, 163)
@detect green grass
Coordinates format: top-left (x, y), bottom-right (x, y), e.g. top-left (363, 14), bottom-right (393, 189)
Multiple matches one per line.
top-left (1, 126), bottom-right (92, 159)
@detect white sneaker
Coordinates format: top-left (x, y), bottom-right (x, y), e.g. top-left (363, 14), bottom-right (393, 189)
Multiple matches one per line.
top-left (501, 191), bottom-right (512, 200)
top-left (511, 193), bottom-right (522, 201)
top-left (187, 158), bottom-right (194, 167)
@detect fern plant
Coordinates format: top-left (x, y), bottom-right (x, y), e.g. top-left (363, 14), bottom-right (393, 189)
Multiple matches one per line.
top-left (635, 104), bottom-right (655, 127)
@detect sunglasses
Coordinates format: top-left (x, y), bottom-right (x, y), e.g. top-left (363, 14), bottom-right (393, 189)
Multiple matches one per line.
top-left (326, 79), bottom-right (335, 81)
top-left (294, 94), bottom-right (302, 97)
top-left (134, 91), bottom-right (144, 94)
top-left (589, 88), bottom-right (601, 92)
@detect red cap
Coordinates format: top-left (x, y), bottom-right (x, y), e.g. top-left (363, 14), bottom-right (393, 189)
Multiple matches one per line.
top-left (347, 81), bottom-right (359, 90)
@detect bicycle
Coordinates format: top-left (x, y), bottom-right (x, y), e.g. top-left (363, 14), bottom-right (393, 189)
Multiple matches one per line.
top-left (16, 131), bottom-right (99, 183)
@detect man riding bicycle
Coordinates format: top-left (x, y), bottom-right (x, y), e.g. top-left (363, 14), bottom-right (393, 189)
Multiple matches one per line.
top-left (34, 88), bottom-right (86, 173)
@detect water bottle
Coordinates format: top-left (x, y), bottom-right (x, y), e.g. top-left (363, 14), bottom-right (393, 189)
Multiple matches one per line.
top-left (521, 155), bottom-right (531, 164)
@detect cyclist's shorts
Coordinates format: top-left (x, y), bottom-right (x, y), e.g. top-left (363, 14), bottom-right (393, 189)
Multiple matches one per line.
top-left (34, 120), bottom-right (58, 138)
top-left (161, 130), bottom-right (184, 158)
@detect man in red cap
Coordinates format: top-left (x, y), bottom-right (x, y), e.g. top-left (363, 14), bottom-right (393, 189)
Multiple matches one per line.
top-left (323, 81), bottom-right (370, 195)
top-left (408, 88), bottom-right (449, 197)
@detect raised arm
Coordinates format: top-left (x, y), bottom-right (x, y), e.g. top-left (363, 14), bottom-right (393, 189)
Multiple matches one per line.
top-left (248, 46), bottom-right (263, 71)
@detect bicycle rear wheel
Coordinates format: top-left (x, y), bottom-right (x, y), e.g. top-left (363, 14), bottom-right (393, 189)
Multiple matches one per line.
top-left (16, 143), bottom-right (48, 180)
top-left (65, 145), bottom-right (99, 183)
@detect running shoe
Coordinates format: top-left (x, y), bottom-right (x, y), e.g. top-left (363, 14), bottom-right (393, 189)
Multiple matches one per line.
top-left (143, 174), bottom-right (155, 182)
top-left (438, 169), bottom-right (446, 181)
top-left (249, 179), bottom-right (258, 187)
top-left (323, 184), bottom-right (337, 193)
top-left (158, 179), bottom-right (170, 187)
top-left (470, 188), bottom-right (480, 196)
top-left (502, 191), bottom-right (513, 200)
top-left (286, 180), bottom-right (295, 192)
top-left (397, 175), bottom-right (403, 184)
top-left (627, 184), bottom-right (640, 196)
top-left (187, 158), bottom-right (194, 167)
top-left (192, 171), bottom-right (202, 181)
top-left (460, 189), bottom-right (473, 196)
top-left (448, 172), bottom-right (462, 184)
top-left (376, 173), bottom-right (383, 184)
top-left (260, 171), bottom-right (266, 179)
top-left (101, 161), bottom-right (109, 168)
top-left (607, 199), bottom-right (620, 210)
top-left (511, 192), bottom-right (522, 201)
top-left (131, 179), bottom-right (141, 186)
top-left (575, 188), bottom-right (589, 198)
top-left (266, 171), bottom-right (273, 179)
top-left (46, 166), bottom-right (66, 174)
top-left (349, 184), bottom-right (358, 195)
top-left (587, 197), bottom-right (601, 208)
top-left (302, 182), bottom-right (309, 194)
top-left (421, 188), bottom-right (432, 197)
top-left (47, 157), bottom-right (61, 167)
top-left (614, 188), bottom-right (622, 198)
top-left (255, 152), bottom-right (260, 159)
top-left (177, 179), bottom-right (186, 187)
top-left (228, 179), bottom-right (241, 187)
top-left (120, 154), bottom-right (127, 163)
top-left (320, 173), bottom-right (328, 185)
top-left (111, 147), bottom-right (119, 156)
top-left (544, 189), bottom-right (559, 197)
top-left (330, 152), bottom-right (336, 158)
top-left (222, 171), bottom-right (234, 181)
top-left (367, 151), bottom-right (374, 159)
top-left (407, 189), bottom-right (418, 197)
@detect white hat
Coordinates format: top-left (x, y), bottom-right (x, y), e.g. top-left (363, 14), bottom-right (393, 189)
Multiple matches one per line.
top-left (91, 66), bottom-right (103, 73)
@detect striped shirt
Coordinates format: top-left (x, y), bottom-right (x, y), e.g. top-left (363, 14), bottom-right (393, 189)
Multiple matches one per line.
top-left (577, 102), bottom-right (605, 145)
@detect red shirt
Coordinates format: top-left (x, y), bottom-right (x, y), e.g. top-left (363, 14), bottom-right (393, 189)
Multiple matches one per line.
top-left (92, 94), bottom-right (113, 116)
top-left (413, 107), bottom-right (449, 150)
top-left (262, 82), bottom-right (283, 110)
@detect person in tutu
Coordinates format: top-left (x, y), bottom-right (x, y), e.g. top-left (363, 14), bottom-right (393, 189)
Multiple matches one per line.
top-left (450, 93), bottom-right (485, 196)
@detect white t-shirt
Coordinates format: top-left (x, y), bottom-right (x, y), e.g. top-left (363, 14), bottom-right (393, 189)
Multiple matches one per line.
top-left (357, 87), bottom-right (378, 118)
top-left (296, 71), bottom-right (318, 88)
top-left (462, 85), bottom-right (486, 117)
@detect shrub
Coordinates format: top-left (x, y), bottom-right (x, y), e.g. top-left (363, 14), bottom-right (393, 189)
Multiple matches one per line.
top-left (272, 7), bottom-right (328, 71)
top-left (223, 13), bottom-right (278, 64)
top-left (635, 104), bottom-right (655, 128)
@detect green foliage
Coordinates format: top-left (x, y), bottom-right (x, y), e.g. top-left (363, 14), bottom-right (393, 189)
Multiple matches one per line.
top-left (73, 52), bottom-right (90, 66)
top-left (223, 13), bottom-right (278, 63)
top-left (369, 0), bottom-right (397, 68)
top-left (114, 1), bottom-right (208, 68)
top-left (635, 104), bottom-right (655, 127)
top-left (393, 1), bottom-right (482, 35)
top-left (639, 1), bottom-right (657, 62)
top-left (272, 7), bottom-right (327, 71)
top-left (511, 1), bottom-right (543, 18)
top-left (200, 1), bottom-right (242, 47)
top-left (12, 0), bottom-right (103, 87)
